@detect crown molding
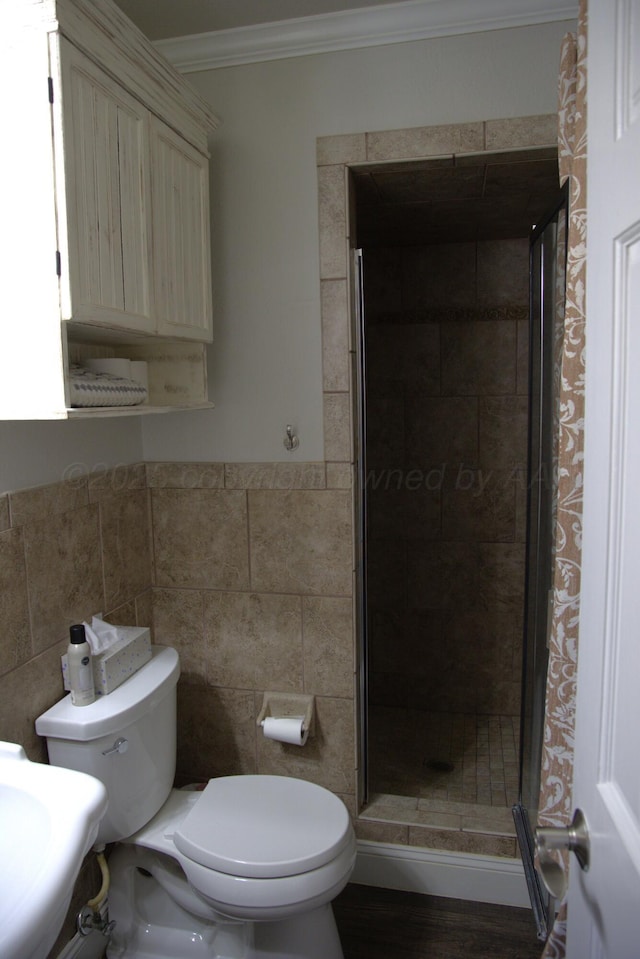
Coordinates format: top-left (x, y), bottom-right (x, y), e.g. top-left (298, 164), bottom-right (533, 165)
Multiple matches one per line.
top-left (154, 0), bottom-right (578, 73)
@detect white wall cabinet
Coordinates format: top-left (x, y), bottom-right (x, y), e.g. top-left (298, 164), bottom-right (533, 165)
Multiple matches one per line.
top-left (150, 117), bottom-right (213, 342)
top-left (57, 38), bottom-right (154, 335)
top-left (1, 0), bottom-right (219, 419)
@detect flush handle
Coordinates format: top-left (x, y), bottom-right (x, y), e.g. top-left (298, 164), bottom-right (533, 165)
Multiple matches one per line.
top-left (535, 808), bottom-right (590, 899)
top-left (101, 737), bottom-right (128, 757)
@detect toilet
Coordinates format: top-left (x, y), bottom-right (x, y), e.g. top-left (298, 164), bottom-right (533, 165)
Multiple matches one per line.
top-left (35, 645), bottom-right (356, 959)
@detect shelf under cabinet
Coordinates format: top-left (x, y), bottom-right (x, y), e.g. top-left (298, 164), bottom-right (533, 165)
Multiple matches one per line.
top-left (66, 325), bottom-right (212, 415)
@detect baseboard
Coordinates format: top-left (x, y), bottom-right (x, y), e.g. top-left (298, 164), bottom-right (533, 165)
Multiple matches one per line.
top-left (353, 840), bottom-right (530, 908)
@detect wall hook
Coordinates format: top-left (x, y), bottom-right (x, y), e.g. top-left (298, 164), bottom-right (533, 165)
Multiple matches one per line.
top-left (284, 424), bottom-right (299, 452)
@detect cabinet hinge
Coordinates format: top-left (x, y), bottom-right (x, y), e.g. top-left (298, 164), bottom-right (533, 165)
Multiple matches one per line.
top-left (48, 77), bottom-right (54, 104)
top-left (55, 251), bottom-right (61, 277)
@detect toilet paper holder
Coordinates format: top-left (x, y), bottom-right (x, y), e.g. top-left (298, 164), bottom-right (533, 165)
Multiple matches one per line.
top-left (256, 692), bottom-right (315, 738)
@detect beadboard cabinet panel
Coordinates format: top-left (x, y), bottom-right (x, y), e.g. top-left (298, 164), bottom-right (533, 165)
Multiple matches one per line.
top-left (151, 118), bottom-right (213, 341)
top-left (57, 38), bottom-right (154, 333)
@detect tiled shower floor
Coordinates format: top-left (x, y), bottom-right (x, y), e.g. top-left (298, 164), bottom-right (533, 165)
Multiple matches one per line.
top-left (368, 707), bottom-right (520, 807)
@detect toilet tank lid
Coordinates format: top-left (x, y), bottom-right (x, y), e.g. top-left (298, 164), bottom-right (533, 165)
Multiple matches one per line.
top-left (35, 646), bottom-right (180, 742)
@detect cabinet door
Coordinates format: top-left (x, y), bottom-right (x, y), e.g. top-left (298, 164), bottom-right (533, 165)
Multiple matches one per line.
top-left (58, 39), bottom-right (153, 333)
top-left (150, 117), bottom-right (213, 341)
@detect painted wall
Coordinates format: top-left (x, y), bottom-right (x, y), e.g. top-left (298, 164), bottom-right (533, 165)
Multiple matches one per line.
top-left (141, 20), bottom-right (574, 464)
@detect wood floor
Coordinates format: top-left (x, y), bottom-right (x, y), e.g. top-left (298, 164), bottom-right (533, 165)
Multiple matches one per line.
top-left (333, 883), bottom-right (543, 959)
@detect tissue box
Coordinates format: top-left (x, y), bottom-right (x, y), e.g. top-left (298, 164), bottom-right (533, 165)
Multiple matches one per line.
top-left (62, 625), bottom-right (152, 695)
top-left (92, 625), bottom-right (152, 694)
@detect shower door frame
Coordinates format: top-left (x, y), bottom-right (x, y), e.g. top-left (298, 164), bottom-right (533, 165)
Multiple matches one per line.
top-left (513, 182), bottom-right (569, 940)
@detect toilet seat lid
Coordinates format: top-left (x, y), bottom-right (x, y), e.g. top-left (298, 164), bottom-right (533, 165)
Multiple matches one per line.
top-left (173, 775), bottom-right (352, 879)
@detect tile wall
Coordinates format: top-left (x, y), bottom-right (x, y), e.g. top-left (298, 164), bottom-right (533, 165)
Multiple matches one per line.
top-left (364, 238), bottom-right (529, 717)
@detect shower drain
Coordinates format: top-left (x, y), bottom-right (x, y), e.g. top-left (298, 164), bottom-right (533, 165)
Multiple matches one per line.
top-left (424, 758), bottom-right (455, 773)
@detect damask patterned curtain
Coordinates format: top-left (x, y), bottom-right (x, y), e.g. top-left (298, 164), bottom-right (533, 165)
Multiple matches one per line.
top-left (539, 2), bottom-right (588, 956)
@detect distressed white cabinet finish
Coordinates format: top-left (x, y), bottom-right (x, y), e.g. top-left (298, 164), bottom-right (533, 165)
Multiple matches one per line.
top-left (150, 117), bottom-right (213, 341)
top-left (1, 0), bottom-right (218, 418)
top-left (57, 38), bottom-right (154, 334)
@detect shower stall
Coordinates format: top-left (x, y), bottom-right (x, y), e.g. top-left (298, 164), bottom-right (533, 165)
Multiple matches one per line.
top-left (352, 152), bottom-right (567, 898)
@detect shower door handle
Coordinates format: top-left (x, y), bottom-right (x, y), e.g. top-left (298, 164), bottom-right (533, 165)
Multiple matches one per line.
top-left (535, 808), bottom-right (590, 898)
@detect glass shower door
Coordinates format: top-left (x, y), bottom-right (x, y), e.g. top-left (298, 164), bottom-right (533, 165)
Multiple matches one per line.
top-left (514, 185), bottom-right (568, 939)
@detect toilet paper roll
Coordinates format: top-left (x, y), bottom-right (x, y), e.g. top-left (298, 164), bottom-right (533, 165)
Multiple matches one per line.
top-left (261, 716), bottom-right (308, 746)
top-left (85, 357), bottom-right (132, 379)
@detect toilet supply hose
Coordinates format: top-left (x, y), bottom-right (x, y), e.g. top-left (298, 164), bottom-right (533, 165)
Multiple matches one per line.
top-left (77, 845), bottom-right (116, 939)
top-left (87, 847), bottom-right (109, 913)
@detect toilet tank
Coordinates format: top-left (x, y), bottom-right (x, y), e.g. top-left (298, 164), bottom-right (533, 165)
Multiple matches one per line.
top-left (35, 646), bottom-right (180, 845)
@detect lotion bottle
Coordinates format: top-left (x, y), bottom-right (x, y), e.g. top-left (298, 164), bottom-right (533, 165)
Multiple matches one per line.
top-left (67, 623), bottom-right (95, 706)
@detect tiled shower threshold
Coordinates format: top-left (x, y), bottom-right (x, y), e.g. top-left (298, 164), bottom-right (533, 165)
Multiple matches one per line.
top-left (358, 712), bottom-right (520, 856)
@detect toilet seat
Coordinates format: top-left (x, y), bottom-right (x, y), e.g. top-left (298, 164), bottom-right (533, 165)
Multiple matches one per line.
top-left (174, 775), bottom-right (352, 879)
top-left (178, 833), bottom-right (357, 920)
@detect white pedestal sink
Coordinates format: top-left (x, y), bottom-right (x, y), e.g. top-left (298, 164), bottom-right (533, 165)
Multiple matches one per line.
top-left (0, 741), bottom-right (108, 959)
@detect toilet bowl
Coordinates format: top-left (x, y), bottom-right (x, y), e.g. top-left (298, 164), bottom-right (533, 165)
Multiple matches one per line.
top-left (35, 646), bottom-right (356, 959)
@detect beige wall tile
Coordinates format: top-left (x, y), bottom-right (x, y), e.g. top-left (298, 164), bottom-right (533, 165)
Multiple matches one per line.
top-left (402, 243), bottom-right (477, 310)
top-left (517, 318), bottom-right (530, 395)
top-left (326, 462), bottom-right (352, 489)
top-left (366, 122), bottom-right (483, 161)
top-left (256, 694), bottom-right (355, 795)
top-left (303, 596), bottom-right (354, 698)
top-left (248, 490), bottom-right (353, 596)
top-left (106, 599), bottom-right (137, 626)
top-left (0, 642), bottom-right (67, 762)
top-left (405, 396), bottom-right (478, 467)
top-left (485, 114), bottom-right (556, 150)
top-left (317, 133), bottom-right (366, 166)
top-left (204, 591), bottom-right (303, 691)
top-left (146, 462), bottom-right (225, 489)
top-left (479, 395), bottom-right (529, 471)
top-left (176, 684), bottom-right (257, 783)
top-left (0, 528), bottom-right (31, 674)
top-left (354, 819), bottom-right (409, 844)
top-left (152, 588), bottom-right (206, 683)
top-left (477, 238), bottom-right (529, 307)
top-left (134, 588), bottom-right (153, 630)
top-left (100, 489), bottom-right (152, 611)
top-left (324, 392), bottom-right (352, 462)
top-left (152, 489), bottom-right (249, 590)
top-left (441, 321), bottom-right (516, 396)
top-left (321, 279), bottom-right (351, 392)
top-left (87, 463), bottom-right (147, 502)
top-left (318, 165), bottom-right (348, 280)
top-left (408, 823), bottom-right (517, 857)
top-left (0, 495), bottom-right (9, 531)
top-left (9, 478), bottom-right (88, 527)
top-left (23, 505), bottom-right (104, 651)
top-left (224, 463), bottom-right (326, 490)
top-left (442, 468), bottom-right (516, 543)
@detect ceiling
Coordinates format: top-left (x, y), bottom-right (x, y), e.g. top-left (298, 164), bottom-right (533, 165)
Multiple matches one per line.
top-left (112, 0), bottom-right (412, 41)
top-left (353, 148), bottom-right (563, 246)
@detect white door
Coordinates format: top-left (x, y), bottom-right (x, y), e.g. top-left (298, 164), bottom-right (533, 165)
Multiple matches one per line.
top-left (566, 1), bottom-right (640, 955)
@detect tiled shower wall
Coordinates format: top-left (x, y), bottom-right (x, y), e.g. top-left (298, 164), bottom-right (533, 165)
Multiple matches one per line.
top-left (364, 238), bottom-right (529, 717)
